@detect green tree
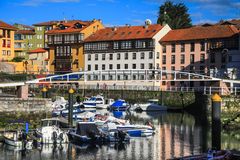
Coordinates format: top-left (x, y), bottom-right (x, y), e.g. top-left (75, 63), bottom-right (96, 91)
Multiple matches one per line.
top-left (157, 1), bottom-right (192, 29)
top-left (11, 56), bottom-right (25, 62)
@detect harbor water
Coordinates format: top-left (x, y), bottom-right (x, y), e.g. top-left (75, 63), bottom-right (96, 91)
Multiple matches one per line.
top-left (0, 110), bottom-right (239, 160)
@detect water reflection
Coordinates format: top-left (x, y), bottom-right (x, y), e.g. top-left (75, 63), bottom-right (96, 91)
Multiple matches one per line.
top-left (0, 111), bottom-right (240, 160)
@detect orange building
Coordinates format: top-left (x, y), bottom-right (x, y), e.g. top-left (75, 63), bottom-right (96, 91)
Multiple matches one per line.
top-left (160, 24), bottom-right (239, 87)
top-left (46, 19), bottom-right (104, 73)
top-left (0, 20), bottom-right (17, 61)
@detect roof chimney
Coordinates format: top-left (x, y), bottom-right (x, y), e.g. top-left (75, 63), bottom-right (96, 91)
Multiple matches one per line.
top-left (144, 19), bottom-right (152, 28)
top-left (112, 26), bottom-right (117, 31)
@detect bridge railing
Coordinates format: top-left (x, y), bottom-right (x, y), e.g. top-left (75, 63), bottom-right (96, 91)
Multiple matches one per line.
top-left (51, 83), bottom-right (240, 96)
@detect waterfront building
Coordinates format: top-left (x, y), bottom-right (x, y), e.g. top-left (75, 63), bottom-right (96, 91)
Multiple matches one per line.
top-left (46, 19), bottom-right (104, 73)
top-left (84, 22), bottom-right (171, 80)
top-left (14, 23), bottom-right (36, 59)
top-left (27, 48), bottom-right (49, 74)
top-left (0, 20), bottom-right (17, 61)
top-left (33, 21), bottom-right (60, 49)
top-left (160, 24), bottom-right (240, 87)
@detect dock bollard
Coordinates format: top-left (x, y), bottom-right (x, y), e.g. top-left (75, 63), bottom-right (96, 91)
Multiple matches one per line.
top-left (68, 88), bottom-right (74, 127)
top-left (42, 87), bottom-right (47, 98)
top-left (211, 93), bottom-right (222, 150)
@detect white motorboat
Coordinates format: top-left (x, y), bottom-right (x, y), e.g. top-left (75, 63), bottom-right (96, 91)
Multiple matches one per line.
top-left (34, 118), bottom-right (69, 144)
top-left (3, 131), bottom-right (33, 150)
top-left (96, 98), bottom-right (114, 109)
top-left (82, 95), bottom-right (104, 108)
top-left (133, 99), bottom-right (167, 111)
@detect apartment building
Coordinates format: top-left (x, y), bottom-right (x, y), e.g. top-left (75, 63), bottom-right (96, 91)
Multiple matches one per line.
top-left (46, 19), bottom-right (104, 73)
top-left (160, 24), bottom-right (239, 87)
top-left (0, 20), bottom-right (17, 61)
top-left (14, 23), bottom-right (36, 58)
top-left (84, 22), bottom-right (171, 80)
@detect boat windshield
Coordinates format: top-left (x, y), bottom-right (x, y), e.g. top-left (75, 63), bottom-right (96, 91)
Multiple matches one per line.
top-left (89, 97), bottom-right (96, 101)
top-left (148, 99), bottom-right (159, 104)
top-left (42, 120), bottom-right (58, 127)
top-left (96, 98), bottom-right (103, 101)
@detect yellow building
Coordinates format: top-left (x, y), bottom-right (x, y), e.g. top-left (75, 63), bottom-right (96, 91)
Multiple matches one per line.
top-left (46, 19), bottom-right (104, 73)
top-left (27, 48), bottom-right (50, 74)
top-left (0, 20), bottom-right (17, 61)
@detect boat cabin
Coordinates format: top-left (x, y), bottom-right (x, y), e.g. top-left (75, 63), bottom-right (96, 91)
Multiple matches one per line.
top-left (76, 122), bottom-right (100, 136)
top-left (41, 118), bottom-right (69, 128)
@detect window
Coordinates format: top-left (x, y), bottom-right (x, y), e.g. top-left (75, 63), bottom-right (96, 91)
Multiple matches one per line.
top-left (141, 52), bottom-right (144, 59)
top-left (180, 66), bottom-right (184, 71)
top-left (156, 52), bottom-right (159, 59)
top-left (171, 55), bottom-right (175, 64)
top-left (200, 41), bottom-right (205, 51)
top-left (149, 52), bottom-right (153, 59)
top-left (162, 45), bottom-right (166, 53)
top-left (88, 65), bottom-right (91, 71)
top-left (135, 40), bottom-right (146, 48)
top-left (125, 52), bottom-right (128, 60)
top-left (171, 66), bottom-right (175, 71)
top-left (156, 63), bottom-right (160, 69)
top-left (180, 55), bottom-right (185, 64)
top-left (210, 53), bottom-right (215, 63)
top-left (132, 64), bottom-right (136, 69)
top-left (162, 55), bottom-right (166, 64)
top-left (113, 42), bottom-right (119, 49)
top-left (190, 54), bottom-right (195, 64)
top-left (140, 63), bottom-right (144, 69)
top-left (149, 63), bottom-right (153, 69)
top-left (95, 64), bottom-right (98, 70)
top-left (109, 64), bottom-right (113, 69)
top-left (88, 54), bottom-right (91, 61)
top-left (117, 64), bottom-right (120, 69)
top-left (190, 42), bottom-right (195, 52)
top-left (95, 54), bottom-right (98, 60)
top-left (121, 41), bottom-right (131, 49)
top-left (200, 54), bottom-right (205, 63)
top-left (125, 64), bottom-right (128, 69)
top-left (132, 53), bottom-right (136, 59)
top-left (102, 64), bottom-right (105, 70)
top-left (117, 53), bottom-right (121, 60)
top-left (181, 43), bottom-right (185, 52)
top-left (7, 50), bottom-right (11, 56)
top-left (109, 54), bottom-right (113, 60)
top-left (171, 43), bottom-right (175, 53)
top-left (102, 54), bottom-right (105, 60)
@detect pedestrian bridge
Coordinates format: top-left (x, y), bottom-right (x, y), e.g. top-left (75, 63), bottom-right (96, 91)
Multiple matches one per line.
top-left (0, 69), bottom-right (239, 96)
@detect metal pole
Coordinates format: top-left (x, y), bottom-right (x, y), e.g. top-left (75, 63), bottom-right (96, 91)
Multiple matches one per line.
top-left (68, 88), bottom-right (74, 127)
top-left (42, 87), bottom-right (47, 98)
top-left (211, 93), bottom-right (222, 150)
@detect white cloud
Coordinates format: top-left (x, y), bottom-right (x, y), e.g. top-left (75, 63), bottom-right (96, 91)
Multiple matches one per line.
top-left (20, 0), bottom-right (80, 6)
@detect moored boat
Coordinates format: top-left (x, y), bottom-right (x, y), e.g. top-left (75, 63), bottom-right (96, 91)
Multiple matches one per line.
top-left (83, 95), bottom-right (104, 108)
top-left (96, 98), bottom-right (114, 109)
top-left (109, 99), bottom-right (130, 111)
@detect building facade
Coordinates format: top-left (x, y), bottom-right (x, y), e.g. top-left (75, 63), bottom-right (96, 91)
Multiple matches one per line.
top-left (0, 20), bottom-right (17, 61)
top-left (14, 23), bottom-right (36, 58)
top-left (46, 19), bottom-right (104, 73)
top-left (27, 48), bottom-right (49, 74)
top-left (84, 23), bottom-right (171, 80)
top-left (160, 24), bottom-right (239, 87)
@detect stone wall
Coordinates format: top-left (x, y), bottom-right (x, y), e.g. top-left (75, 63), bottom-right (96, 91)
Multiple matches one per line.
top-left (0, 98), bottom-right (52, 112)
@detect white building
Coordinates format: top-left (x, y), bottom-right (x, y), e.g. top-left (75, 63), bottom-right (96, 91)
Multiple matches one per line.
top-left (84, 22), bottom-right (171, 80)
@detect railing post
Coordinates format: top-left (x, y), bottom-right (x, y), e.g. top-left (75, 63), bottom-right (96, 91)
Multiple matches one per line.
top-left (204, 86), bottom-right (206, 95)
top-left (209, 87), bottom-right (212, 95)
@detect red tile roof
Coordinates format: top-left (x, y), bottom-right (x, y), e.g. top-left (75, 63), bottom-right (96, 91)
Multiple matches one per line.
top-left (160, 25), bottom-right (239, 42)
top-left (84, 24), bottom-right (163, 42)
top-left (46, 20), bottom-right (92, 34)
top-left (16, 30), bottom-right (35, 35)
top-left (0, 20), bottom-right (17, 30)
top-left (33, 20), bottom-right (60, 26)
top-left (28, 48), bottom-right (47, 54)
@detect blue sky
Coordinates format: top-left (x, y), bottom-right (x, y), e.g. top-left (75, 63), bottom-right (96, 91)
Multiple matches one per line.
top-left (0, 0), bottom-right (239, 26)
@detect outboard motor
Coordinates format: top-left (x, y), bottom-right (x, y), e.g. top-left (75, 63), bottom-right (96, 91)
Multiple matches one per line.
top-left (52, 131), bottom-right (58, 144)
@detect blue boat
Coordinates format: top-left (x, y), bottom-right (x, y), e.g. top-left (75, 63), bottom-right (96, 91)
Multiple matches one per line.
top-left (109, 99), bottom-right (130, 111)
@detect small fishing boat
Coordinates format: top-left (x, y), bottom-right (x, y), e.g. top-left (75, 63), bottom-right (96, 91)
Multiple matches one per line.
top-left (96, 98), bottom-right (114, 109)
top-left (52, 103), bottom-right (83, 117)
top-left (3, 130), bottom-right (33, 150)
top-left (102, 121), bottom-right (154, 137)
top-left (68, 121), bottom-right (130, 143)
top-left (68, 122), bottom-right (105, 143)
top-left (72, 111), bottom-right (96, 121)
top-left (82, 95), bottom-right (104, 108)
top-left (34, 118), bottom-right (69, 144)
top-left (108, 99), bottom-right (130, 111)
top-left (133, 99), bottom-right (167, 111)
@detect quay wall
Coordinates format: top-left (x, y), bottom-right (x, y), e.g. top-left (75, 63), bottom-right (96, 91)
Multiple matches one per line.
top-left (0, 98), bottom-right (52, 113)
